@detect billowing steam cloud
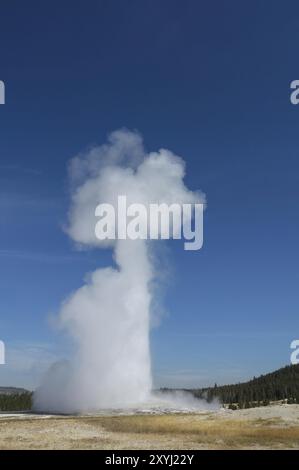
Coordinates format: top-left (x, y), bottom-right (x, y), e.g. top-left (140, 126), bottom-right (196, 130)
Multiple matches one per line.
top-left (34, 129), bottom-right (205, 413)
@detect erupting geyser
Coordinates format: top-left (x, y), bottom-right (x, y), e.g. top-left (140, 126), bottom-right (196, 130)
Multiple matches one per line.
top-left (34, 129), bottom-right (205, 413)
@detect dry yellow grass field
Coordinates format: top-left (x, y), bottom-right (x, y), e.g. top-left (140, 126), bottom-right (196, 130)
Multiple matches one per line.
top-left (1, 405), bottom-right (299, 450)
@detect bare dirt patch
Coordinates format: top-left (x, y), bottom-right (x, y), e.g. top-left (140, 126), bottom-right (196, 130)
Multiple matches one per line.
top-left (1, 404), bottom-right (299, 450)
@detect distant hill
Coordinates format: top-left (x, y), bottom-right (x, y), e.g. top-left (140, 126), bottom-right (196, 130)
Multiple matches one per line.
top-left (0, 386), bottom-right (29, 395)
top-left (192, 364), bottom-right (299, 408)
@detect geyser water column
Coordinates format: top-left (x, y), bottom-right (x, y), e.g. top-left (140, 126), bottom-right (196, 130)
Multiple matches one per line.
top-left (57, 238), bottom-right (153, 410)
top-left (34, 129), bottom-right (204, 413)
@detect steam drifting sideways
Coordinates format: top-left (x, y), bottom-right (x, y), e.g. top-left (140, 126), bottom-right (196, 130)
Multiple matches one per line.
top-left (34, 129), bottom-right (206, 413)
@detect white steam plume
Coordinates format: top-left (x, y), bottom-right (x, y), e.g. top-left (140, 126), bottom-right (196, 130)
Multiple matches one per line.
top-left (34, 129), bottom-right (205, 413)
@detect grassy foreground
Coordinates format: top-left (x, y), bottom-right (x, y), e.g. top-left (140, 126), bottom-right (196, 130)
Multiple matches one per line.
top-left (1, 407), bottom-right (299, 449)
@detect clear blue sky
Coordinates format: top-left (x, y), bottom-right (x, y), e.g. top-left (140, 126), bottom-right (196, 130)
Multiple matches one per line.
top-left (0, 0), bottom-right (299, 389)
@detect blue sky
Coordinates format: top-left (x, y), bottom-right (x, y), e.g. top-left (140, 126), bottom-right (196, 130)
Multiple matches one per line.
top-left (0, 0), bottom-right (299, 389)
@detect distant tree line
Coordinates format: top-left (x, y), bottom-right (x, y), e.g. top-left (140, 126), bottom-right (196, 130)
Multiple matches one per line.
top-left (0, 392), bottom-right (33, 411)
top-left (1, 365), bottom-right (299, 412)
top-left (192, 364), bottom-right (299, 409)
